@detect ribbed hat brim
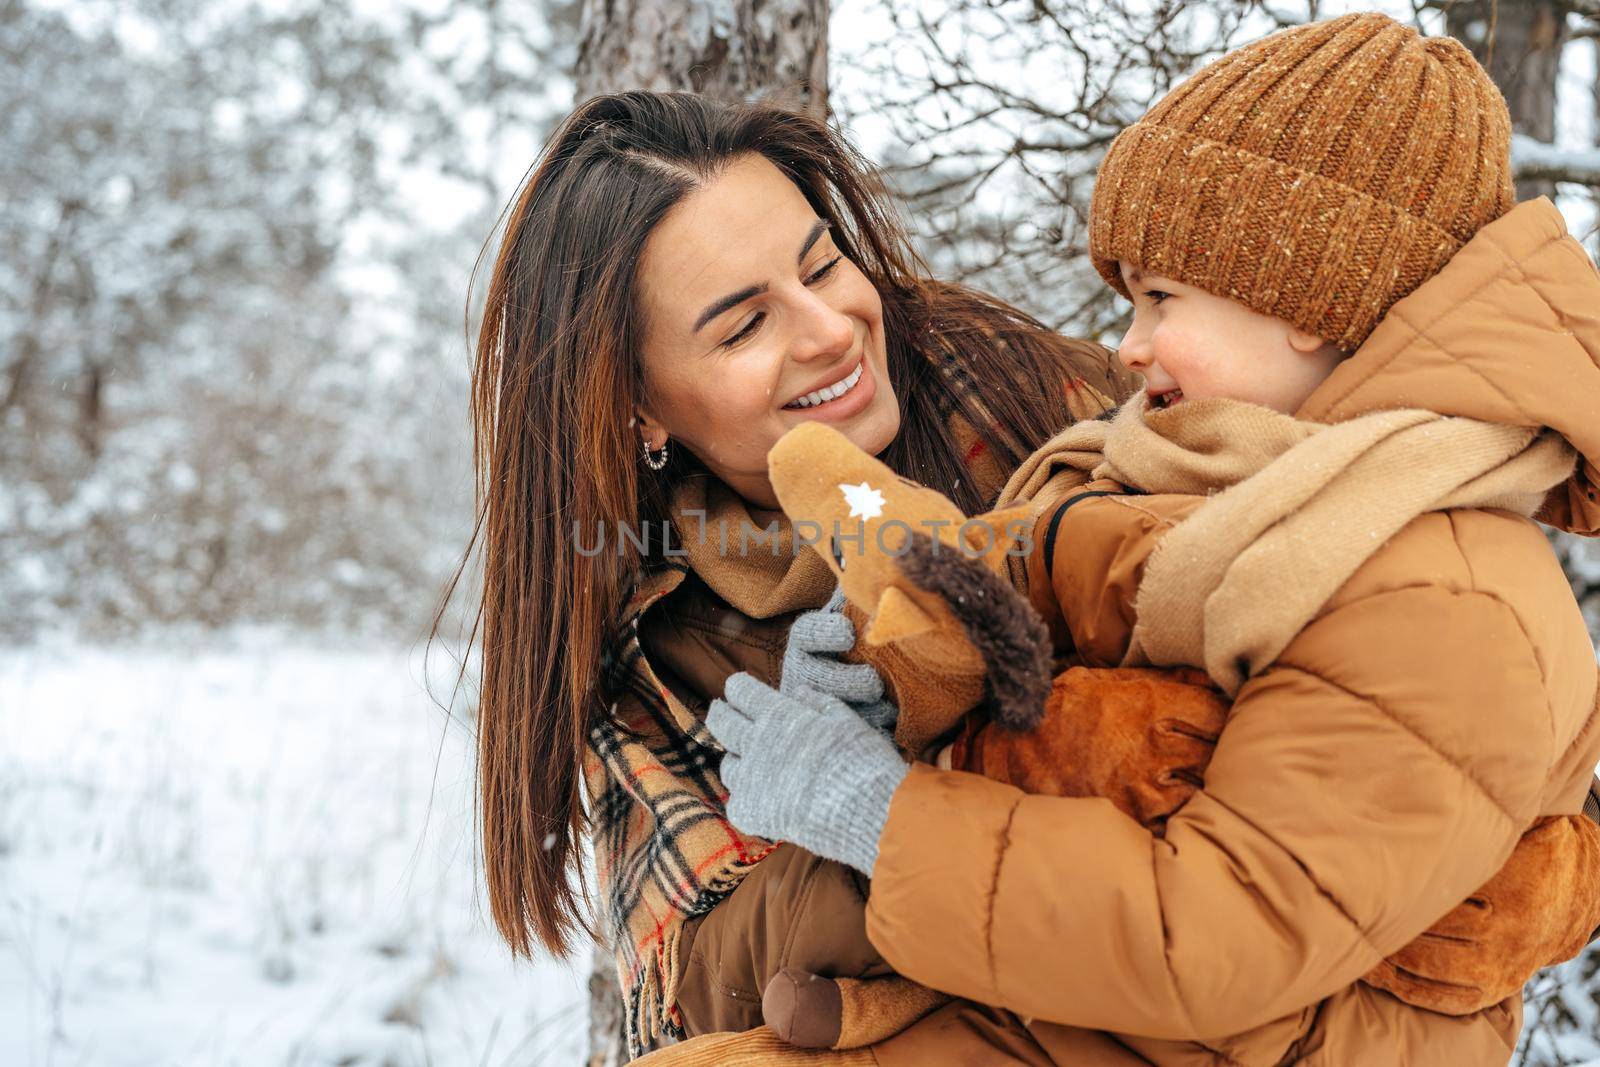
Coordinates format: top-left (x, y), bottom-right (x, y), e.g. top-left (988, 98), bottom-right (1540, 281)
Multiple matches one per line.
top-left (1089, 121), bottom-right (1465, 352)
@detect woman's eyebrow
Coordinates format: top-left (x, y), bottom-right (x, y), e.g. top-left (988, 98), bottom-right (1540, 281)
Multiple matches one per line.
top-left (694, 283), bottom-right (767, 333)
top-left (796, 218), bottom-right (830, 264)
top-left (692, 219), bottom-right (834, 334)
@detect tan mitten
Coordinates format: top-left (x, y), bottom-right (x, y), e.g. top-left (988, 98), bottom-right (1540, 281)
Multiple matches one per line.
top-left (762, 969), bottom-right (952, 1050)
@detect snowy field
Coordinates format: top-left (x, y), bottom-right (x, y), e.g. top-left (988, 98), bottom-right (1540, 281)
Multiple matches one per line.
top-left (0, 639), bottom-right (587, 1067)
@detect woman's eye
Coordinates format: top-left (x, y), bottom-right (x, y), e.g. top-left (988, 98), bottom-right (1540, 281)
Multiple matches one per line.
top-left (806, 256), bottom-right (843, 285)
top-left (721, 312), bottom-right (766, 349)
top-left (717, 257), bottom-right (842, 349)
top-left (1144, 289), bottom-right (1171, 305)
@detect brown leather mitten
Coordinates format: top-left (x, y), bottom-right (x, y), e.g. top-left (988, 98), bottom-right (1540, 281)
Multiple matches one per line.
top-left (1363, 812), bottom-right (1600, 1015)
top-left (763, 969), bottom-right (951, 1050)
top-left (950, 665), bottom-right (1225, 833)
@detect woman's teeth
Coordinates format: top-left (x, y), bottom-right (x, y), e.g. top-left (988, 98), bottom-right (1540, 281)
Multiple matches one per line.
top-left (1153, 389), bottom-right (1184, 409)
top-left (784, 363), bottom-right (863, 409)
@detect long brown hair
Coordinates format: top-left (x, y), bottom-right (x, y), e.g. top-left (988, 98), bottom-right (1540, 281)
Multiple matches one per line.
top-left (443, 90), bottom-right (1123, 960)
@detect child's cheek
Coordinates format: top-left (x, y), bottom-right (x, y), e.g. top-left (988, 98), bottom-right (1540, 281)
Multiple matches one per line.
top-left (1155, 326), bottom-right (1201, 386)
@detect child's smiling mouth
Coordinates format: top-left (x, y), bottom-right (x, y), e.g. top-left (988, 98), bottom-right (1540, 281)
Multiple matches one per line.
top-left (1150, 388), bottom-right (1185, 410)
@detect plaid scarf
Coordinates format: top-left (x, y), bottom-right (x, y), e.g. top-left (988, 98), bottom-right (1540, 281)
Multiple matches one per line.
top-left (584, 344), bottom-right (1114, 1057)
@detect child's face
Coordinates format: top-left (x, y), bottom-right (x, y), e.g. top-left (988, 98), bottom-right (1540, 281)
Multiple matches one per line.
top-left (1116, 262), bottom-right (1347, 415)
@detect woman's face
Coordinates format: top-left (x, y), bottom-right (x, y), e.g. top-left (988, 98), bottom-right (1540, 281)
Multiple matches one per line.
top-left (634, 154), bottom-right (900, 509)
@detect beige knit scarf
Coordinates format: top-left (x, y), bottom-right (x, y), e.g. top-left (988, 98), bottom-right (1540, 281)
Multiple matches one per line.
top-left (670, 471), bottom-right (839, 619)
top-left (997, 393), bottom-right (1577, 695)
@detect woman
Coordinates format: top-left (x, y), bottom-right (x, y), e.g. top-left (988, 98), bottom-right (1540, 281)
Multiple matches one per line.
top-left (450, 89), bottom-right (1127, 1057)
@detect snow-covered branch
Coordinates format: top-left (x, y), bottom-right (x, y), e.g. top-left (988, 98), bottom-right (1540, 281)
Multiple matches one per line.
top-left (1512, 134), bottom-right (1600, 188)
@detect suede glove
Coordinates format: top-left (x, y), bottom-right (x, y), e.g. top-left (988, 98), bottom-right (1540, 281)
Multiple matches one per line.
top-left (782, 587), bottom-right (898, 735)
top-left (949, 665), bottom-right (1226, 834)
top-left (708, 672), bottom-right (909, 877)
top-left (1362, 812), bottom-right (1600, 1014)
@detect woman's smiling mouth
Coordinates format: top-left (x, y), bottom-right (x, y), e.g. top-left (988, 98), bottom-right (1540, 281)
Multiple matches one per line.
top-left (783, 361), bottom-right (865, 409)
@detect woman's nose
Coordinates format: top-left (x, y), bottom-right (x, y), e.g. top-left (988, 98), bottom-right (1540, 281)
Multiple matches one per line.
top-left (790, 290), bottom-right (855, 362)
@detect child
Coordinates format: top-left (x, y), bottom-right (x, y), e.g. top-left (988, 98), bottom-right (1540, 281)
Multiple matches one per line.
top-left (869, 11), bottom-right (1600, 1064)
top-left (694, 11), bottom-right (1600, 1067)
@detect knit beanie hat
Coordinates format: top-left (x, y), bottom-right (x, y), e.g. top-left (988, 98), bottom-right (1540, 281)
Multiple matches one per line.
top-left (1088, 12), bottom-right (1515, 352)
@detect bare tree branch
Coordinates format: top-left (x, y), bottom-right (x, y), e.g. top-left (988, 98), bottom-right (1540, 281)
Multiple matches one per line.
top-left (837, 0), bottom-right (1286, 336)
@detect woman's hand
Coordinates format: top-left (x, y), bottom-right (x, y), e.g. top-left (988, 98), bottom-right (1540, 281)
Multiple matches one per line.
top-left (782, 587), bottom-right (898, 735)
top-left (707, 672), bottom-right (909, 877)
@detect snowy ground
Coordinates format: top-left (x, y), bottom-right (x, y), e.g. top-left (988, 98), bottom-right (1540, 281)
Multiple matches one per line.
top-left (0, 638), bottom-right (587, 1067)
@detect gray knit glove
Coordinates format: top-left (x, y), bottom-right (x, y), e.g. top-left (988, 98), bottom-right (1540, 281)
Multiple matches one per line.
top-left (782, 587), bottom-right (899, 735)
top-left (707, 672), bottom-right (910, 877)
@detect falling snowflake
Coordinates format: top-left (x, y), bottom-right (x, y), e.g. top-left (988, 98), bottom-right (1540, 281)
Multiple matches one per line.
top-left (839, 480), bottom-right (886, 520)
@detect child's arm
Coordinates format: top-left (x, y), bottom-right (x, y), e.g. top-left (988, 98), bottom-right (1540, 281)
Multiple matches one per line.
top-left (1019, 478), bottom-right (1203, 666)
top-left (935, 662), bottom-right (1600, 1017)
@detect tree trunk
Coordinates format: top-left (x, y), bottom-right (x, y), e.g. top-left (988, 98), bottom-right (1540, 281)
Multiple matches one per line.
top-left (3, 198), bottom-right (81, 422)
top-left (574, 0), bottom-right (829, 116)
top-left (77, 360), bottom-right (104, 460)
top-left (1445, 0), bottom-right (1573, 201)
top-left (586, 941), bottom-right (626, 1067)
top-left (571, 7), bottom-right (830, 1058)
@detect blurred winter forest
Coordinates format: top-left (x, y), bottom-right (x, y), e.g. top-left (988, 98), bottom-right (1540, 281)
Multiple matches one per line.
top-left (4, 0), bottom-right (1600, 1065)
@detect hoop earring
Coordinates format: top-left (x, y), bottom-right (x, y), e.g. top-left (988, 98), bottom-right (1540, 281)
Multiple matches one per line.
top-left (642, 437), bottom-right (670, 471)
